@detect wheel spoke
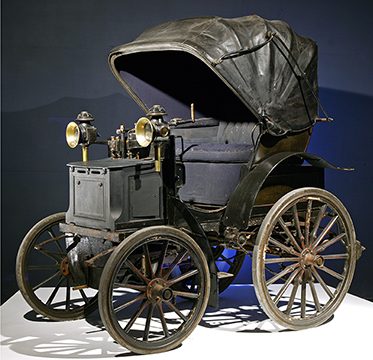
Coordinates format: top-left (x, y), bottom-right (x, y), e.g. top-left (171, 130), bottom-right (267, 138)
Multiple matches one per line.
top-left (268, 237), bottom-right (300, 256)
top-left (156, 302), bottom-right (169, 338)
top-left (27, 264), bottom-right (59, 271)
top-left (36, 234), bottom-right (66, 250)
top-left (266, 263), bottom-right (300, 286)
top-left (292, 204), bottom-right (304, 247)
top-left (163, 249), bottom-right (188, 280)
top-left (114, 293), bottom-right (146, 313)
top-left (317, 265), bottom-right (344, 281)
top-left (278, 218), bottom-right (303, 253)
top-left (311, 215), bottom-right (339, 249)
top-left (143, 244), bottom-right (154, 279)
top-left (310, 266), bottom-right (334, 298)
top-left (300, 278), bottom-right (307, 318)
top-left (164, 301), bottom-right (187, 322)
top-left (304, 200), bottom-right (313, 247)
top-left (46, 276), bottom-right (64, 306)
top-left (322, 253), bottom-right (349, 260)
top-left (48, 227), bottom-right (64, 253)
top-left (308, 273), bottom-right (321, 313)
top-left (79, 289), bottom-right (89, 304)
top-left (285, 271), bottom-right (302, 315)
top-left (173, 290), bottom-right (200, 299)
top-left (125, 259), bottom-right (150, 284)
top-left (265, 256), bottom-right (298, 264)
top-left (273, 268), bottom-right (301, 305)
top-left (32, 271), bottom-right (61, 291)
top-left (168, 269), bottom-right (199, 286)
top-left (155, 241), bottom-right (169, 277)
top-left (124, 300), bottom-right (149, 333)
top-left (114, 283), bottom-right (147, 292)
top-left (65, 278), bottom-right (71, 310)
top-left (315, 233), bottom-right (346, 253)
top-left (310, 204), bottom-right (327, 241)
top-left (143, 303), bottom-right (155, 341)
top-left (34, 248), bottom-right (64, 263)
top-left (47, 229), bottom-right (55, 238)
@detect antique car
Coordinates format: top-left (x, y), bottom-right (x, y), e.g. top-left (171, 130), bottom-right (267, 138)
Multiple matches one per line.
top-left (16, 14), bottom-right (363, 354)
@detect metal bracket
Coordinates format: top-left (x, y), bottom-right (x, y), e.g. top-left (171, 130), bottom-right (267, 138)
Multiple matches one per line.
top-left (355, 240), bottom-right (365, 260)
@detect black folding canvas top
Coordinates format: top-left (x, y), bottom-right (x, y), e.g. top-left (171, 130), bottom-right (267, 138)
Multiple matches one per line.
top-left (109, 14), bottom-right (318, 136)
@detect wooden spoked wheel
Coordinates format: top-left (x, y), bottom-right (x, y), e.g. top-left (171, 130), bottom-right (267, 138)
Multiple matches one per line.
top-left (16, 213), bottom-right (98, 320)
top-left (253, 188), bottom-right (357, 329)
top-left (98, 226), bottom-right (210, 354)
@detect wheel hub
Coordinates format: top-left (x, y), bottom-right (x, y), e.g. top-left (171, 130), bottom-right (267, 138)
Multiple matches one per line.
top-left (300, 249), bottom-right (324, 268)
top-left (146, 278), bottom-right (173, 302)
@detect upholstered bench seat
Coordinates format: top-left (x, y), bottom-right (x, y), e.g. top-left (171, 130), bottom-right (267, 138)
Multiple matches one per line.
top-left (172, 118), bottom-right (258, 205)
top-left (178, 162), bottom-right (246, 205)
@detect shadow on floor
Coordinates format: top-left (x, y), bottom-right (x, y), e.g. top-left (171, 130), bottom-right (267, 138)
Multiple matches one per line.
top-left (2, 285), bottom-right (335, 358)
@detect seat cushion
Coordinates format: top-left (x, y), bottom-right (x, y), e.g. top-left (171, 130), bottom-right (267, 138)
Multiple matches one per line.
top-left (178, 162), bottom-right (244, 205)
top-left (181, 143), bottom-right (254, 163)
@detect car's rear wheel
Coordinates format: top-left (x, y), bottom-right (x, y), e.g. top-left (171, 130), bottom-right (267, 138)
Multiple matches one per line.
top-left (253, 188), bottom-right (357, 329)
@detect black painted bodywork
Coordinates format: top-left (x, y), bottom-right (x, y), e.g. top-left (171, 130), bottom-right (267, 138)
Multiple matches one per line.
top-left (66, 158), bottom-right (164, 231)
top-left (224, 152), bottom-right (347, 229)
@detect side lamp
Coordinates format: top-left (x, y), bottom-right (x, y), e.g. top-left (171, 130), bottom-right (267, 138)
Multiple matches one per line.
top-left (66, 111), bottom-right (97, 161)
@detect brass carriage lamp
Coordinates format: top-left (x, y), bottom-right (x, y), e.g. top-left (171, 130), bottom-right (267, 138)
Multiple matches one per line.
top-left (66, 111), bottom-right (97, 161)
top-left (135, 105), bottom-right (170, 172)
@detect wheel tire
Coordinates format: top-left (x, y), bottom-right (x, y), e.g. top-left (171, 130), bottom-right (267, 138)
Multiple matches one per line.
top-left (98, 226), bottom-right (210, 354)
top-left (16, 213), bottom-right (98, 321)
top-left (253, 188), bottom-right (357, 329)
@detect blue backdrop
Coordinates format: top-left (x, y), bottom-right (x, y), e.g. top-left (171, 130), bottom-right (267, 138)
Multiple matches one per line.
top-left (2, 0), bottom-right (372, 302)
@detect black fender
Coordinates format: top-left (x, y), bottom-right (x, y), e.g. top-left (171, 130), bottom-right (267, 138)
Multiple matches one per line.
top-left (223, 151), bottom-right (352, 229)
top-left (168, 196), bottom-right (219, 308)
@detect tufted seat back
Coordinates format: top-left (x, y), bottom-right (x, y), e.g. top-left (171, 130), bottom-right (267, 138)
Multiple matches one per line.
top-left (217, 121), bottom-right (258, 145)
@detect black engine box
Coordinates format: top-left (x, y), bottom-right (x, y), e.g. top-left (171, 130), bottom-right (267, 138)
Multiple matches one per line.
top-left (66, 158), bottom-right (163, 230)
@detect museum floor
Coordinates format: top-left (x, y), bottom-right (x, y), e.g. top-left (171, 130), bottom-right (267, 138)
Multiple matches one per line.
top-left (1, 284), bottom-right (372, 359)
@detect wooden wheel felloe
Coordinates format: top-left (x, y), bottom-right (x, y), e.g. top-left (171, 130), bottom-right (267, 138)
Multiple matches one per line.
top-left (98, 226), bottom-right (210, 354)
top-left (253, 188), bottom-right (357, 329)
top-left (16, 213), bottom-right (98, 321)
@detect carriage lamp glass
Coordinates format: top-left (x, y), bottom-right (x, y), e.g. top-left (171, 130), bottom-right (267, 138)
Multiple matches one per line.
top-left (66, 121), bottom-right (81, 148)
top-left (135, 117), bottom-right (170, 148)
top-left (135, 117), bottom-right (154, 147)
